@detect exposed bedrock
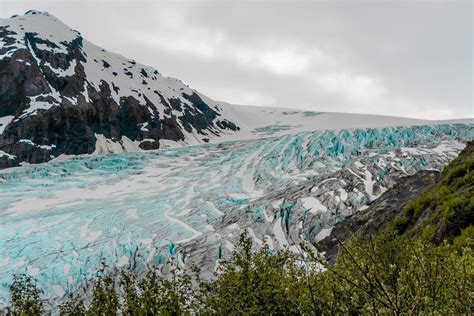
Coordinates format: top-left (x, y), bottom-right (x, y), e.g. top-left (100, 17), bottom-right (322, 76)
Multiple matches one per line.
top-left (0, 12), bottom-right (239, 168)
top-left (315, 170), bottom-right (440, 264)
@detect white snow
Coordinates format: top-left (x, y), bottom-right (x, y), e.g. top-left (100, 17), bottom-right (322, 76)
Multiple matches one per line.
top-left (63, 264), bottom-right (71, 276)
top-left (79, 223), bottom-right (102, 242)
top-left (18, 139), bottom-right (35, 146)
top-left (301, 197), bottom-right (328, 214)
top-left (92, 134), bottom-right (142, 155)
top-left (82, 81), bottom-right (91, 102)
top-left (247, 227), bottom-right (263, 246)
top-left (126, 209), bottom-right (139, 220)
top-left (9, 139), bottom-right (56, 152)
top-left (140, 122), bottom-right (149, 131)
top-left (363, 169), bottom-right (374, 197)
top-left (20, 95), bottom-right (56, 117)
top-left (0, 115), bottom-right (14, 134)
top-left (39, 144), bottom-right (56, 150)
top-left (207, 100), bottom-right (473, 144)
top-left (430, 140), bottom-right (466, 154)
top-left (45, 59), bottom-right (77, 77)
top-left (52, 285), bottom-right (65, 297)
top-left (0, 150), bottom-right (15, 160)
top-left (138, 238), bottom-right (153, 246)
top-left (314, 227), bottom-right (333, 243)
top-left (271, 199), bottom-right (283, 209)
top-left (227, 223), bottom-right (239, 231)
top-left (16, 59), bottom-right (31, 66)
top-left (273, 217), bottom-right (289, 248)
top-left (206, 201), bottom-right (224, 216)
top-left (0, 258), bottom-right (10, 267)
top-left (338, 188), bottom-right (348, 201)
top-left (117, 255), bottom-right (129, 267)
top-left (27, 266), bottom-right (40, 277)
top-left (204, 224), bottom-right (214, 232)
top-left (223, 240), bottom-right (235, 252)
top-left (164, 205), bottom-right (203, 244)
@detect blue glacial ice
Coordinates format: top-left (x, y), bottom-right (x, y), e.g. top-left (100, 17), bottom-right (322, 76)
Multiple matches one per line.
top-left (0, 123), bottom-right (473, 305)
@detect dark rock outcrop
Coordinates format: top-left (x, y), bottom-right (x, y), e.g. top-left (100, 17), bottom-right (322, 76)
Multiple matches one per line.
top-left (316, 170), bottom-right (441, 263)
top-left (0, 11), bottom-right (239, 169)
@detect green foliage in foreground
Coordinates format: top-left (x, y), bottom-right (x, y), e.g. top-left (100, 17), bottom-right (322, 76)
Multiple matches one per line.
top-left (328, 232), bottom-right (472, 314)
top-left (9, 274), bottom-right (43, 316)
top-left (8, 231), bottom-right (473, 315)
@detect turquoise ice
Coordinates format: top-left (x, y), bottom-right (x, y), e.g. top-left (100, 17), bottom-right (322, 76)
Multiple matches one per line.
top-left (0, 123), bottom-right (473, 306)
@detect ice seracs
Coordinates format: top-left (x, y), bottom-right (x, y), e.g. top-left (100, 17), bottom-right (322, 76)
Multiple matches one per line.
top-left (0, 123), bottom-right (472, 307)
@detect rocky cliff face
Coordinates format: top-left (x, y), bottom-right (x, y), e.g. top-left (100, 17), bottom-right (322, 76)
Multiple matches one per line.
top-left (315, 169), bottom-right (440, 263)
top-left (315, 141), bottom-right (473, 263)
top-left (0, 11), bottom-right (238, 168)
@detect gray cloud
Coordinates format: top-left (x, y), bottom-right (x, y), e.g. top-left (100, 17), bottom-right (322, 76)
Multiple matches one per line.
top-left (1, 0), bottom-right (472, 119)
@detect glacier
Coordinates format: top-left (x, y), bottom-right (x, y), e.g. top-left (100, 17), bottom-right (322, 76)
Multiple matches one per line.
top-left (0, 123), bottom-right (473, 306)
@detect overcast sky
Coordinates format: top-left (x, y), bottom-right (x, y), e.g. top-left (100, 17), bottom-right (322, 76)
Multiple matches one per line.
top-left (1, 1), bottom-right (472, 119)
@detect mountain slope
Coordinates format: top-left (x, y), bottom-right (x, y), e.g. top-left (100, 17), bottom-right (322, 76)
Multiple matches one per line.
top-left (1, 10), bottom-right (472, 169)
top-left (0, 10), bottom-right (239, 168)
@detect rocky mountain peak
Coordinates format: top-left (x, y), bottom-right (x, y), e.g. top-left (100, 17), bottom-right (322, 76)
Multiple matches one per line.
top-left (0, 10), bottom-right (239, 168)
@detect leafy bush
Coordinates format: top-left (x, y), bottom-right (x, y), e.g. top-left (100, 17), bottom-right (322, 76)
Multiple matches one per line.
top-left (198, 232), bottom-right (317, 315)
top-left (325, 233), bottom-right (473, 314)
top-left (453, 226), bottom-right (474, 252)
top-left (9, 274), bottom-right (43, 315)
top-left (8, 231), bottom-right (473, 315)
top-left (58, 259), bottom-right (196, 315)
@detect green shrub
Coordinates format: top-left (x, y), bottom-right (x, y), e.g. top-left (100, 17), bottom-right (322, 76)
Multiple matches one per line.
top-left (8, 231), bottom-right (473, 315)
top-left (453, 226), bottom-right (474, 252)
top-left (198, 232), bottom-right (317, 315)
top-left (9, 273), bottom-right (43, 315)
top-left (326, 234), bottom-right (473, 314)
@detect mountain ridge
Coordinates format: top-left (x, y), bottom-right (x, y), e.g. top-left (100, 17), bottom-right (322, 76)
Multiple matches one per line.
top-left (0, 10), bottom-right (239, 168)
top-left (1, 10), bottom-right (472, 169)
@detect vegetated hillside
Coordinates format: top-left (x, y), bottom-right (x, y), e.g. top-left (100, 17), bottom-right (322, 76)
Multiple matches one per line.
top-left (7, 144), bottom-right (473, 315)
top-left (317, 141), bottom-right (474, 262)
top-left (393, 141), bottom-right (473, 244)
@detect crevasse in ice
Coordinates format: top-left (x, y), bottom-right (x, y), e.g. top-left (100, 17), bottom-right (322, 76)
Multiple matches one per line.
top-left (0, 123), bottom-right (472, 305)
